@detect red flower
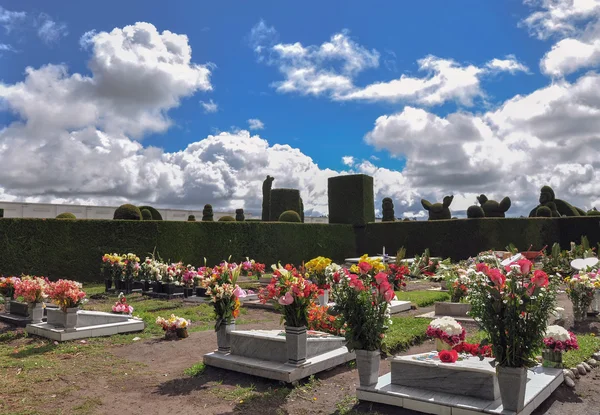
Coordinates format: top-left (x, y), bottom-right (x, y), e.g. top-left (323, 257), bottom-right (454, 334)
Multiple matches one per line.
top-left (532, 270), bottom-right (549, 288)
top-left (438, 349), bottom-right (458, 363)
top-left (488, 268), bottom-right (506, 286)
top-left (358, 261), bottom-right (372, 274)
top-left (374, 272), bottom-right (388, 285)
top-left (476, 263), bottom-right (490, 274)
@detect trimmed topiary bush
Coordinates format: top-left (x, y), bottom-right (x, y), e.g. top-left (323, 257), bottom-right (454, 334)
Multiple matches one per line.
top-left (279, 210), bottom-right (301, 222)
top-left (218, 216), bottom-right (235, 222)
top-left (188, 215), bottom-right (196, 221)
top-left (300, 198), bottom-right (305, 223)
top-left (113, 204), bottom-right (142, 220)
top-left (138, 205), bottom-right (163, 220)
top-left (141, 209), bottom-right (152, 221)
top-left (328, 174), bottom-right (375, 226)
top-left (235, 209), bottom-right (245, 221)
top-left (529, 186), bottom-right (584, 217)
top-left (270, 188), bottom-right (301, 221)
top-left (476, 194), bottom-right (511, 218)
top-left (467, 205), bottom-right (485, 218)
top-left (202, 204), bottom-right (214, 221)
top-left (262, 175), bottom-right (274, 221)
top-left (56, 212), bottom-right (76, 219)
top-left (421, 196), bottom-right (453, 220)
top-left (588, 208), bottom-right (600, 216)
top-left (536, 206), bottom-right (553, 217)
top-left (382, 197), bottom-right (395, 222)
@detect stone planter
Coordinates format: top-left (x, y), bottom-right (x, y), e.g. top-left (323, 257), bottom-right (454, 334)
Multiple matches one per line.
top-left (104, 279), bottom-right (112, 292)
top-left (435, 338), bottom-right (452, 351)
top-left (196, 287), bottom-right (208, 297)
top-left (542, 349), bottom-right (563, 368)
top-left (132, 280), bottom-right (144, 291)
top-left (46, 307), bottom-right (78, 329)
top-left (152, 282), bottom-right (162, 293)
top-left (355, 349), bottom-right (381, 387)
top-left (285, 326), bottom-right (307, 366)
top-left (216, 320), bottom-right (235, 353)
top-left (28, 302), bottom-right (44, 323)
top-left (317, 289), bottom-right (329, 306)
top-left (496, 366), bottom-right (527, 412)
top-left (9, 301), bottom-right (29, 316)
top-left (3, 297), bottom-right (11, 313)
top-left (162, 283), bottom-right (184, 295)
top-left (434, 301), bottom-right (471, 318)
top-left (142, 280), bottom-right (150, 292)
top-left (183, 288), bottom-right (194, 298)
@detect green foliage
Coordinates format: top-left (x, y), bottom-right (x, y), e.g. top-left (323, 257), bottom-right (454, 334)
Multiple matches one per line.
top-left (235, 209), bottom-right (245, 221)
top-left (262, 175), bottom-right (274, 221)
top-left (476, 194), bottom-right (511, 218)
top-left (530, 185), bottom-right (583, 217)
top-left (421, 196), bottom-right (453, 220)
top-left (202, 204), bottom-right (214, 221)
top-left (0, 208), bottom-right (3, 218)
top-left (328, 174), bottom-right (375, 226)
top-left (467, 205), bottom-right (485, 218)
top-left (279, 210), bottom-right (301, 222)
top-left (269, 188), bottom-right (301, 221)
top-left (218, 216), bottom-right (235, 222)
top-left (188, 215), bottom-right (196, 222)
top-left (394, 290), bottom-right (450, 307)
top-left (382, 316), bottom-right (430, 355)
top-left (137, 206), bottom-right (163, 220)
top-left (563, 334), bottom-right (600, 368)
top-left (56, 212), bottom-right (76, 219)
top-left (382, 197), bottom-right (395, 222)
top-left (113, 204), bottom-right (142, 220)
top-left (536, 206), bottom-right (552, 217)
top-left (140, 209), bottom-right (152, 221)
top-left (587, 208), bottom-right (600, 216)
top-left (300, 198), bottom-right (305, 223)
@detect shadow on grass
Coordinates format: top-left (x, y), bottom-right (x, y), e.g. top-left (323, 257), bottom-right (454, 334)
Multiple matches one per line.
top-left (10, 342), bottom-right (57, 358)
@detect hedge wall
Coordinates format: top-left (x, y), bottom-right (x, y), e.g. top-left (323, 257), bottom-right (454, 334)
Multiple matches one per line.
top-left (328, 174), bottom-right (375, 226)
top-left (360, 217), bottom-right (600, 260)
top-left (0, 219), bottom-right (356, 282)
top-left (269, 189), bottom-right (301, 221)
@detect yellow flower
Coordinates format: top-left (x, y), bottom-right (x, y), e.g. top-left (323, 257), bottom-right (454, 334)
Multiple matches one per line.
top-left (350, 265), bottom-right (359, 274)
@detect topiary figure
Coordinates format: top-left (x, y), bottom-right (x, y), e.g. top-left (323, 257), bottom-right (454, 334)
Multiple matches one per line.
top-left (188, 215), bottom-right (196, 222)
top-left (202, 204), bottom-right (214, 221)
top-left (218, 216), bottom-right (235, 222)
top-left (536, 206), bottom-right (553, 217)
top-left (300, 198), bottom-right (305, 223)
top-left (529, 185), bottom-right (585, 217)
top-left (402, 218), bottom-right (411, 222)
top-left (113, 204), bottom-right (142, 220)
top-left (476, 194), bottom-right (511, 218)
top-left (56, 212), bottom-right (76, 219)
top-left (421, 195), bottom-right (453, 220)
top-left (138, 205), bottom-right (163, 220)
top-left (382, 197), bottom-right (395, 222)
top-left (270, 188), bottom-right (301, 221)
top-left (0, 208), bottom-right (4, 218)
top-left (588, 208), bottom-right (600, 216)
top-left (467, 205), bottom-right (485, 218)
top-left (235, 209), bottom-right (245, 221)
top-left (141, 209), bottom-right (152, 221)
top-left (279, 210), bottom-right (301, 222)
top-left (262, 175), bottom-right (274, 221)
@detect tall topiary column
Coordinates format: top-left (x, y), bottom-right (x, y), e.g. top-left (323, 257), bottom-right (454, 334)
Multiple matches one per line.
top-left (262, 175), bottom-right (274, 221)
top-left (382, 197), bottom-right (395, 222)
top-left (202, 204), bottom-right (214, 221)
top-left (235, 209), bottom-right (245, 221)
top-left (270, 189), bottom-right (301, 221)
top-left (328, 174), bottom-right (375, 226)
top-left (300, 198), bottom-right (305, 223)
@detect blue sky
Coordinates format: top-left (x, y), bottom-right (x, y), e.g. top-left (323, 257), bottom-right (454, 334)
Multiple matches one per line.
top-left (1, 0), bottom-right (600, 217)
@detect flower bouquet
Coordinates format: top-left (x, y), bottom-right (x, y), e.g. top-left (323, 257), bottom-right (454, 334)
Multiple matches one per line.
top-left (112, 293), bottom-right (134, 315)
top-left (46, 280), bottom-right (87, 312)
top-left (564, 271), bottom-right (598, 322)
top-left (206, 262), bottom-right (245, 330)
top-left (449, 271), bottom-right (470, 303)
top-left (14, 276), bottom-right (49, 304)
top-left (305, 256), bottom-right (332, 289)
top-left (542, 325), bottom-right (578, 368)
top-left (426, 316), bottom-right (466, 350)
top-left (0, 276), bottom-right (20, 299)
top-left (240, 258), bottom-right (265, 279)
top-left (453, 342), bottom-right (493, 358)
top-left (156, 314), bottom-right (191, 339)
top-left (307, 304), bottom-right (343, 336)
top-left (121, 253), bottom-right (141, 281)
top-left (101, 253), bottom-right (123, 290)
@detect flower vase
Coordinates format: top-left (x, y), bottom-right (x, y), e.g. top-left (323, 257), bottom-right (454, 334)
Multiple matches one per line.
top-left (355, 349), bottom-right (381, 387)
top-left (176, 328), bottom-right (189, 338)
top-left (46, 307), bottom-right (78, 329)
top-left (3, 297), bottom-right (11, 313)
top-left (573, 300), bottom-right (590, 322)
top-left (317, 289), bottom-right (329, 306)
top-left (542, 349), bottom-right (563, 368)
top-left (435, 338), bottom-right (452, 351)
top-left (285, 326), bottom-right (307, 366)
top-left (216, 320), bottom-right (235, 353)
top-left (496, 366), bottom-right (527, 413)
top-left (104, 279), bottom-right (112, 292)
top-left (28, 302), bottom-right (44, 324)
top-left (165, 329), bottom-right (178, 341)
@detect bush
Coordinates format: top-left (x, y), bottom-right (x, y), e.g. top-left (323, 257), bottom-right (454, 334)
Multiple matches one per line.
top-left (476, 195), bottom-right (511, 218)
top-left (235, 209), bottom-right (245, 221)
top-left (0, 208), bottom-right (3, 218)
top-left (141, 209), bottom-right (153, 221)
top-left (138, 206), bottom-right (163, 220)
top-left (421, 196), bottom-right (453, 220)
top-left (218, 216), bottom-right (235, 222)
top-left (279, 210), bottom-right (301, 222)
top-left (56, 212), bottom-right (76, 219)
top-left (202, 204), bottom-right (214, 221)
top-left (467, 205), bottom-right (485, 218)
top-left (587, 208), bottom-right (600, 216)
top-left (536, 206), bottom-right (552, 217)
top-left (113, 204), bottom-right (142, 220)
top-left (328, 174), bottom-right (375, 226)
top-left (188, 215), bottom-right (196, 222)
top-left (382, 197), bottom-right (395, 222)
top-left (270, 189), bottom-right (301, 221)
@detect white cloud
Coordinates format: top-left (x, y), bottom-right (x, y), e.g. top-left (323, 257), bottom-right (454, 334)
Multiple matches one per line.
top-left (200, 99), bottom-right (218, 113)
top-left (36, 13), bottom-right (68, 44)
top-left (248, 118), bottom-right (265, 130)
top-left (0, 6), bottom-right (26, 33)
top-left (521, 0), bottom-right (600, 40)
top-left (341, 156), bottom-right (355, 166)
top-left (486, 55), bottom-right (530, 74)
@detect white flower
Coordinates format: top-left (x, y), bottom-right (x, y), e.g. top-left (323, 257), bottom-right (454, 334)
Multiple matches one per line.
top-left (429, 316), bottom-right (463, 336)
top-left (545, 325), bottom-right (570, 341)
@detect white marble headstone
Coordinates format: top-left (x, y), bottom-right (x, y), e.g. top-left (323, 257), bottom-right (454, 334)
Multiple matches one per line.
top-left (500, 253), bottom-right (522, 266)
top-left (570, 257), bottom-right (599, 270)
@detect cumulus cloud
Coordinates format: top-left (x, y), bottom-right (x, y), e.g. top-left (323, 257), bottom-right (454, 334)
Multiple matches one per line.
top-left (248, 118), bottom-right (265, 130)
top-left (200, 99), bottom-right (218, 113)
top-left (485, 55), bottom-right (530, 74)
top-left (36, 13), bottom-right (68, 44)
top-left (0, 6), bottom-right (26, 33)
top-left (341, 156), bottom-right (355, 166)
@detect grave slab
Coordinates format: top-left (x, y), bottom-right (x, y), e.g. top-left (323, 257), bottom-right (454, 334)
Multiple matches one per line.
top-left (416, 311), bottom-right (475, 322)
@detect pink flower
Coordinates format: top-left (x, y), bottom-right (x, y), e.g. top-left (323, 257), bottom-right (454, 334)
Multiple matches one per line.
top-left (508, 259), bottom-right (532, 274)
top-left (476, 263), bottom-right (489, 274)
top-left (532, 270), bottom-right (549, 288)
top-left (488, 268), bottom-right (506, 286)
top-left (233, 286), bottom-right (246, 298)
top-left (374, 272), bottom-right (388, 285)
top-left (278, 292), bottom-right (294, 306)
top-left (358, 261), bottom-right (372, 274)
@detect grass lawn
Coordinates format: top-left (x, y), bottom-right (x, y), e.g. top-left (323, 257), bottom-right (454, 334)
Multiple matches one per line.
top-left (395, 290), bottom-right (450, 307)
top-left (563, 334), bottom-right (600, 368)
top-left (383, 316), bottom-right (430, 354)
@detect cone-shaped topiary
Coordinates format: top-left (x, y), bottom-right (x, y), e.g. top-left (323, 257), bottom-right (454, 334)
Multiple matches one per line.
top-left (235, 209), bottom-right (245, 221)
top-left (279, 210), bottom-right (301, 222)
top-left (218, 215), bottom-right (235, 222)
top-left (56, 212), bottom-right (76, 219)
top-left (536, 206), bottom-right (552, 217)
top-left (113, 204), bottom-right (142, 220)
top-left (382, 197), bottom-right (395, 222)
top-left (202, 204), bottom-right (214, 221)
top-left (138, 206), bottom-right (163, 220)
top-left (476, 194), bottom-right (511, 218)
top-left (529, 185), bottom-right (584, 217)
top-left (188, 214), bottom-right (196, 221)
top-left (262, 175), bottom-right (274, 221)
top-left (588, 208), bottom-right (600, 216)
top-left (467, 205), bottom-right (485, 218)
top-left (421, 195), bottom-right (453, 220)
top-left (141, 209), bottom-right (152, 220)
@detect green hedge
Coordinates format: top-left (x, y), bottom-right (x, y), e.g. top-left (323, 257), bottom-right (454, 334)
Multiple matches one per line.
top-left (328, 174), bottom-right (375, 226)
top-left (0, 219), bottom-right (356, 282)
top-left (269, 189), bottom-right (301, 221)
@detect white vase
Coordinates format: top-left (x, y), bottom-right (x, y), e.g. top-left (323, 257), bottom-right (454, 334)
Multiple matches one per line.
top-left (317, 289), bottom-right (329, 306)
top-left (3, 297), bottom-right (11, 313)
top-left (28, 302), bottom-right (44, 324)
top-left (497, 366), bottom-right (527, 412)
top-left (285, 326), bottom-right (307, 366)
top-left (46, 307), bottom-right (78, 329)
top-left (355, 349), bottom-right (381, 387)
top-left (216, 320), bottom-right (235, 353)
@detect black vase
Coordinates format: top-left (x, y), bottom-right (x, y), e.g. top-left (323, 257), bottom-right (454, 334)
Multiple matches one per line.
top-left (105, 279), bottom-right (112, 292)
top-left (152, 282), bottom-right (162, 293)
top-left (143, 280), bottom-right (150, 292)
top-left (196, 287), bottom-right (207, 297)
top-left (114, 279), bottom-right (122, 291)
top-left (183, 288), bottom-right (193, 298)
top-left (163, 283), bottom-right (175, 295)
